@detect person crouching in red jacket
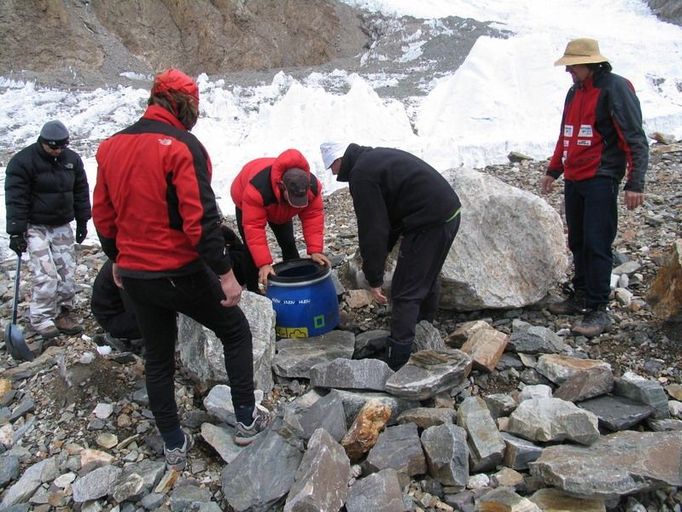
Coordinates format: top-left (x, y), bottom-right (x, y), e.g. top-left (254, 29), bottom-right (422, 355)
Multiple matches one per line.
top-left (230, 149), bottom-right (330, 292)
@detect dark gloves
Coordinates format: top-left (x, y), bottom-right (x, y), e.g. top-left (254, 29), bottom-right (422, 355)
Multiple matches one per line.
top-left (9, 234), bottom-right (27, 254)
top-left (76, 221), bottom-right (87, 244)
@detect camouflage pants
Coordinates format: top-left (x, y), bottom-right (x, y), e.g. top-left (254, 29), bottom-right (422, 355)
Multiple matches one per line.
top-left (26, 223), bottom-right (77, 330)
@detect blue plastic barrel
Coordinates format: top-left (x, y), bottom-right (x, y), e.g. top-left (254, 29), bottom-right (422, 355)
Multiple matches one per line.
top-left (266, 258), bottom-right (339, 338)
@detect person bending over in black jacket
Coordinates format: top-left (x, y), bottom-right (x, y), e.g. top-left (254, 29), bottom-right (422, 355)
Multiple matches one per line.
top-left (320, 142), bottom-right (462, 371)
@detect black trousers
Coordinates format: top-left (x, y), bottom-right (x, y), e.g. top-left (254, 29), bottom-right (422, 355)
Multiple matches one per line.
top-left (390, 215), bottom-right (461, 344)
top-left (235, 207), bottom-right (300, 292)
top-left (122, 264), bottom-right (254, 435)
top-left (95, 289), bottom-right (142, 340)
top-left (564, 177), bottom-right (618, 309)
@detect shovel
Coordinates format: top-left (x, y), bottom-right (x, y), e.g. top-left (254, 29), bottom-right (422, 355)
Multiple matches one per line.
top-left (4, 254), bottom-right (34, 361)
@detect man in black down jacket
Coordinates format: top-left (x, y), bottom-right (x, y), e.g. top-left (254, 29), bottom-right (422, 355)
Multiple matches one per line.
top-left (321, 142), bottom-right (462, 370)
top-left (5, 121), bottom-right (91, 340)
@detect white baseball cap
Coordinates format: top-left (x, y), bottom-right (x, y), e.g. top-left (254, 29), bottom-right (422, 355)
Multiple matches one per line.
top-left (320, 142), bottom-right (347, 169)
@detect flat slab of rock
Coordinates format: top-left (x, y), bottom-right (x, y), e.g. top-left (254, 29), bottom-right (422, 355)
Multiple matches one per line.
top-left (530, 431), bottom-right (682, 499)
top-left (577, 395), bottom-right (655, 431)
top-left (273, 331), bottom-right (355, 379)
top-left (310, 358), bottom-right (393, 391)
top-left (384, 349), bottom-right (472, 400)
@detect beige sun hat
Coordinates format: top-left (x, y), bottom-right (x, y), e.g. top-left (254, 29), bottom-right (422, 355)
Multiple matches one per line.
top-left (554, 38), bottom-right (609, 66)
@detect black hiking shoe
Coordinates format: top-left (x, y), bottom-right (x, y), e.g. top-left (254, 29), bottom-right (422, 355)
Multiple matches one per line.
top-left (571, 309), bottom-right (612, 338)
top-left (548, 288), bottom-right (587, 315)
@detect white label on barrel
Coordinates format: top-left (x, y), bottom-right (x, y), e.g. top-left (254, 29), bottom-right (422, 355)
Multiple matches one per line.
top-left (298, 298), bottom-right (311, 304)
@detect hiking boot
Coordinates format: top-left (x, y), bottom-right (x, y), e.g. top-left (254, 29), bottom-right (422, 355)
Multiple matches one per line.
top-left (164, 431), bottom-right (194, 471)
top-left (36, 323), bottom-right (60, 340)
top-left (385, 337), bottom-right (413, 372)
top-left (571, 309), bottom-right (612, 338)
top-left (234, 404), bottom-right (273, 446)
top-left (54, 309), bottom-right (83, 335)
top-left (548, 290), bottom-right (586, 315)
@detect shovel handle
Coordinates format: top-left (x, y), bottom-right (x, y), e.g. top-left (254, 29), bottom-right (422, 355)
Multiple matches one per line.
top-left (12, 254), bottom-right (21, 324)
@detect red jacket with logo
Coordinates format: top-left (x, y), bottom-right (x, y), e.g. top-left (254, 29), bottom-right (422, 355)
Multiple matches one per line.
top-left (548, 70), bottom-right (648, 192)
top-left (230, 149), bottom-right (324, 268)
top-left (93, 105), bottom-right (230, 276)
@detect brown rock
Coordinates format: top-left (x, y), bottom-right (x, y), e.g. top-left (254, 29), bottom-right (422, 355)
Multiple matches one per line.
top-left (341, 399), bottom-right (392, 462)
top-left (529, 488), bottom-right (605, 512)
top-left (476, 487), bottom-right (542, 511)
top-left (647, 239), bottom-right (682, 321)
top-left (460, 328), bottom-right (508, 372)
top-left (445, 320), bottom-right (492, 348)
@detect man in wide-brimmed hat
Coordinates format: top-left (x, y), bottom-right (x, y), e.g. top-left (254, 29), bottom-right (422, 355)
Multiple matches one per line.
top-left (541, 38), bottom-right (648, 337)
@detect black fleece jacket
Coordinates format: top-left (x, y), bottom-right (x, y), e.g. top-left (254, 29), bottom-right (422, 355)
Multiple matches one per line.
top-left (337, 143), bottom-right (461, 287)
top-left (5, 141), bottom-right (91, 235)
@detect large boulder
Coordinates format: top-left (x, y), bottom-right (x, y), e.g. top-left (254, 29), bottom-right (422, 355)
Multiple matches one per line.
top-left (177, 291), bottom-right (276, 393)
top-left (439, 168), bottom-right (568, 310)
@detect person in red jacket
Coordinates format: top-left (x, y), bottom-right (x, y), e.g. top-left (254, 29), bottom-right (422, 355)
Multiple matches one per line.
top-left (541, 38), bottom-right (648, 337)
top-left (230, 149), bottom-right (331, 292)
top-left (93, 69), bottom-right (271, 470)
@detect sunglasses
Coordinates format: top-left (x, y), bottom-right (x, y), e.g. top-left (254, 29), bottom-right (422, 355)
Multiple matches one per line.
top-left (46, 141), bottom-right (69, 150)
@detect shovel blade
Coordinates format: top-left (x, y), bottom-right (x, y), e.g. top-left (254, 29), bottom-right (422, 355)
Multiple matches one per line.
top-left (4, 323), bottom-right (34, 362)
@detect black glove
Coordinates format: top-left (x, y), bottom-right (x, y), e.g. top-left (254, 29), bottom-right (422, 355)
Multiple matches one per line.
top-left (76, 221), bottom-right (87, 244)
top-left (9, 234), bottom-right (27, 254)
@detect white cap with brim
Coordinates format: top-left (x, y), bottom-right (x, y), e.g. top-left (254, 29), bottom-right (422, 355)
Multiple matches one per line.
top-left (320, 142), bottom-right (347, 169)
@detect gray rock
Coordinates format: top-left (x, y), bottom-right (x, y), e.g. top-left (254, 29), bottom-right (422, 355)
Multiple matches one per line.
top-left (273, 330), bottom-right (355, 379)
top-left (354, 329), bottom-right (389, 359)
top-left (438, 168), bottom-right (568, 310)
top-left (507, 397), bottom-right (600, 445)
top-left (501, 432), bottom-right (543, 470)
top-left (396, 407), bottom-right (456, 429)
top-left (456, 397), bottom-right (505, 472)
top-left (284, 428), bottom-right (351, 512)
top-left (201, 423), bottom-right (242, 463)
top-left (366, 423), bottom-right (426, 477)
top-left (346, 468), bottom-right (405, 512)
top-left (310, 358), bottom-right (394, 391)
top-left (139, 493), bottom-right (165, 510)
top-left (414, 320), bottom-right (447, 352)
top-left (518, 384), bottom-right (552, 401)
top-left (170, 484), bottom-right (213, 512)
top-left (203, 384), bottom-right (264, 426)
top-left (384, 349), bottom-right (472, 400)
top-left (178, 291), bottom-right (276, 392)
top-left (421, 423), bottom-right (469, 488)
top-left (530, 431), bottom-right (682, 499)
top-left (0, 457), bottom-right (59, 508)
top-left (72, 464), bottom-right (122, 503)
top-left (509, 323), bottom-right (567, 354)
top-left (282, 389), bottom-right (347, 442)
top-left (0, 453), bottom-right (20, 487)
top-left (647, 418), bottom-right (682, 431)
top-left (221, 429), bottom-right (304, 512)
top-left (484, 393), bottom-right (518, 419)
top-left (614, 371), bottom-right (670, 419)
top-left (578, 395), bottom-right (655, 431)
